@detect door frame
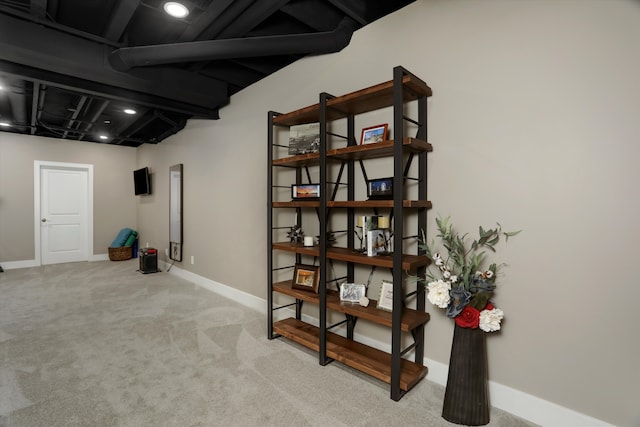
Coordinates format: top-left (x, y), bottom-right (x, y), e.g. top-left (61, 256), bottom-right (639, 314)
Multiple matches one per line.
top-left (34, 160), bottom-right (94, 266)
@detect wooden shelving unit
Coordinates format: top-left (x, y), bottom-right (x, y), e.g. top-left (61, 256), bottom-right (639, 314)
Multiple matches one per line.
top-left (268, 66), bottom-right (433, 400)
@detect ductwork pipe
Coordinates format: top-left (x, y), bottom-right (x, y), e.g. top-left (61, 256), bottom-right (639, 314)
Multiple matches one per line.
top-left (109, 17), bottom-right (358, 72)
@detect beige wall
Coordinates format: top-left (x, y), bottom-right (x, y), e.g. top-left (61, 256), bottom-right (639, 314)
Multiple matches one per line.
top-left (0, 133), bottom-right (137, 260)
top-left (136, 1), bottom-right (640, 425)
top-left (1, 0), bottom-right (637, 425)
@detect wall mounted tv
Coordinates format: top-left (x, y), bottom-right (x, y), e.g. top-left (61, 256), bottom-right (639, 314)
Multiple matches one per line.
top-left (133, 167), bottom-right (151, 195)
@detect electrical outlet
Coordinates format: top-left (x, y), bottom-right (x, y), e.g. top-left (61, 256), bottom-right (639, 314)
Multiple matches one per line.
top-left (165, 248), bottom-right (169, 256)
top-left (190, 255), bottom-right (194, 265)
top-left (146, 242), bottom-right (149, 248)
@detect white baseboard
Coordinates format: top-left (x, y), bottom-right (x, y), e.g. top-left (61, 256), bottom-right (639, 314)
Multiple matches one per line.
top-left (2, 253), bottom-right (109, 269)
top-left (161, 261), bottom-right (264, 313)
top-left (488, 381), bottom-right (615, 427)
top-left (0, 259), bottom-right (39, 270)
top-left (4, 259), bottom-right (611, 427)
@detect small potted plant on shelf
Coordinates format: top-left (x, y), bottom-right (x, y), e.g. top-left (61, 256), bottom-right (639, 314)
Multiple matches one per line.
top-left (419, 216), bottom-right (520, 426)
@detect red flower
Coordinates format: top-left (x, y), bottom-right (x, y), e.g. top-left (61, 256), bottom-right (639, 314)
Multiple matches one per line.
top-left (484, 302), bottom-right (494, 311)
top-left (455, 306), bottom-right (481, 328)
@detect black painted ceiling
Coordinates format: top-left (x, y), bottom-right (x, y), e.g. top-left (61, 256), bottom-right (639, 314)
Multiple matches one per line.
top-left (0, 0), bottom-right (414, 147)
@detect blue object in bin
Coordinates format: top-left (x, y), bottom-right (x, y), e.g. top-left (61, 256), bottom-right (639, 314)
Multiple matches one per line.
top-left (132, 239), bottom-right (139, 258)
top-left (110, 227), bottom-right (132, 247)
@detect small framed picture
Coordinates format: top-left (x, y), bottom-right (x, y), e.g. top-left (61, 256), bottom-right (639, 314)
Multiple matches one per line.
top-left (367, 177), bottom-right (393, 200)
top-left (291, 184), bottom-right (320, 200)
top-left (360, 124), bottom-right (388, 145)
top-left (289, 122), bottom-right (320, 155)
top-left (376, 280), bottom-right (394, 312)
top-left (339, 283), bottom-right (366, 303)
top-left (292, 264), bottom-right (320, 293)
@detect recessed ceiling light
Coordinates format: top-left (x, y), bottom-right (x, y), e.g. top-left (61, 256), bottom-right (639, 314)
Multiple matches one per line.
top-left (0, 85), bottom-right (4, 91)
top-left (99, 134), bottom-right (109, 140)
top-left (123, 108), bottom-right (137, 115)
top-left (0, 122), bottom-right (11, 127)
top-left (163, 2), bottom-right (189, 18)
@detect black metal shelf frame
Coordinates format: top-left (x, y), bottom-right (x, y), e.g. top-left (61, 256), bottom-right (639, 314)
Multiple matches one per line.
top-left (267, 66), bottom-right (431, 401)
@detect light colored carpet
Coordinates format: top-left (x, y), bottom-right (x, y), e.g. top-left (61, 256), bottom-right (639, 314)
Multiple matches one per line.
top-left (0, 260), bottom-right (537, 427)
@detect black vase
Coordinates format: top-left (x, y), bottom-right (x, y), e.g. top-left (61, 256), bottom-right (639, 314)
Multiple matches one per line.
top-left (442, 324), bottom-right (490, 425)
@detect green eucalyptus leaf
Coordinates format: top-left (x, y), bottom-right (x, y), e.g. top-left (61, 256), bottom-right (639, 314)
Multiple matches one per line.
top-left (426, 216), bottom-right (519, 316)
top-left (469, 292), bottom-right (491, 310)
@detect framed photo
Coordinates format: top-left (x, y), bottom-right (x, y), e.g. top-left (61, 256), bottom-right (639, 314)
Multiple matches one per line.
top-left (360, 124), bottom-right (388, 145)
top-left (289, 122), bottom-right (320, 155)
top-left (292, 264), bottom-right (320, 293)
top-left (292, 183), bottom-right (320, 200)
top-left (367, 177), bottom-right (393, 200)
top-left (339, 283), bottom-right (366, 303)
top-left (376, 280), bottom-right (394, 311)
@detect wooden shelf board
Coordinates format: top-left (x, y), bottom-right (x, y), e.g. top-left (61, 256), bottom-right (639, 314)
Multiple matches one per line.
top-left (327, 247), bottom-right (430, 270)
top-left (272, 138), bottom-right (431, 167)
top-left (272, 200), bottom-right (431, 209)
top-left (325, 76), bottom-right (432, 118)
top-left (272, 75), bottom-right (432, 126)
top-left (327, 200), bottom-right (432, 209)
top-left (273, 281), bottom-right (430, 332)
top-left (271, 244), bottom-right (431, 270)
top-left (272, 201), bottom-right (320, 208)
top-left (273, 318), bottom-right (427, 391)
top-left (271, 242), bottom-right (320, 255)
top-left (272, 104), bottom-right (321, 127)
top-left (272, 152), bottom-right (320, 167)
top-left (327, 138), bottom-right (432, 161)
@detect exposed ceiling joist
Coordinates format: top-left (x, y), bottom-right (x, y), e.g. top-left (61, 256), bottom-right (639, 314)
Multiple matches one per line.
top-left (104, 0), bottom-right (140, 43)
top-left (0, 0), bottom-right (415, 146)
top-left (0, 13), bottom-right (228, 111)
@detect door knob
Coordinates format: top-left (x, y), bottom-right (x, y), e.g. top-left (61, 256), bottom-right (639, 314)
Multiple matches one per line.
top-left (41, 218), bottom-right (47, 222)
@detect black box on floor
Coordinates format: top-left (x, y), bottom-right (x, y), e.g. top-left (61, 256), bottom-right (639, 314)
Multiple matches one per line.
top-left (139, 248), bottom-right (158, 274)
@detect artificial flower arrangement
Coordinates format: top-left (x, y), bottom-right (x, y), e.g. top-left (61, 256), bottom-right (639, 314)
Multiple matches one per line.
top-left (420, 216), bottom-right (519, 332)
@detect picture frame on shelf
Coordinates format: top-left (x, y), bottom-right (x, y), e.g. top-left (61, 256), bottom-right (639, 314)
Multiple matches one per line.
top-left (288, 122), bottom-right (320, 155)
top-left (291, 184), bottom-right (320, 200)
top-left (360, 123), bottom-right (388, 145)
top-left (292, 264), bottom-right (320, 293)
top-left (339, 283), bottom-right (366, 303)
top-left (376, 280), bottom-right (394, 311)
top-left (367, 177), bottom-right (393, 200)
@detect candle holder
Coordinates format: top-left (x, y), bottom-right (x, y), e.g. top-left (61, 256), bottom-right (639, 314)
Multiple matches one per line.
top-left (354, 226), bottom-right (364, 252)
top-left (381, 229), bottom-right (394, 254)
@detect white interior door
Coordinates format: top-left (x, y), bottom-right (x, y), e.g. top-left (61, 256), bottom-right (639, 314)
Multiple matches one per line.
top-left (40, 166), bottom-right (89, 265)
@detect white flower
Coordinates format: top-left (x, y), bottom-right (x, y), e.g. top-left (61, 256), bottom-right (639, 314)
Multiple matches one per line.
top-left (479, 308), bottom-right (504, 332)
top-left (450, 275), bottom-right (458, 283)
top-left (484, 270), bottom-right (494, 279)
top-left (435, 258), bottom-right (444, 266)
top-left (443, 271), bottom-right (451, 279)
top-left (427, 279), bottom-right (451, 308)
